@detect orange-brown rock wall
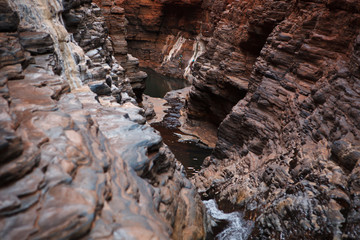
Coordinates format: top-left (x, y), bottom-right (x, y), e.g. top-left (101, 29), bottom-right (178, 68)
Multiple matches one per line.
top-left (97, 0), bottom-right (360, 238)
top-left (193, 0), bottom-right (360, 239)
top-left (0, 0), bottom-right (207, 239)
top-left (96, 0), bottom-right (206, 78)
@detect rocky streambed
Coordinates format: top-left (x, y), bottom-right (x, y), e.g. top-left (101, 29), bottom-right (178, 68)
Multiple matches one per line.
top-left (142, 68), bottom-right (257, 239)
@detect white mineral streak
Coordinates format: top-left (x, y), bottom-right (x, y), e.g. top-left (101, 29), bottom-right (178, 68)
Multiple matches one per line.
top-left (9, 0), bottom-right (83, 90)
top-left (184, 34), bottom-right (205, 81)
top-left (163, 33), bottom-right (186, 63)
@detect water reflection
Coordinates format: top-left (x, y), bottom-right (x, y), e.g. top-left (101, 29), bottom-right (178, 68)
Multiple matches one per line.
top-left (142, 68), bottom-right (188, 98)
top-left (143, 68), bottom-right (211, 176)
top-left (152, 123), bottom-right (212, 176)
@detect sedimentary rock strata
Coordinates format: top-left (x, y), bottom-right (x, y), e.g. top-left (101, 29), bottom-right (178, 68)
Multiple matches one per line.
top-left (99, 0), bottom-right (360, 238)
top-left (191, 0), bottom-right (360, 239)
top-left (3, 0), bottom-right (360, 238)
top-left (0, 0), bottom-right (206, 239)
top-left (95, 0), bottom-right (206, 79)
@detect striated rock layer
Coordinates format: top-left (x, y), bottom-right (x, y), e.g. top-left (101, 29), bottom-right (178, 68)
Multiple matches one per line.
top-left (98, 0), bottom-right (360, 238)
top-left (187, 0), bottom-right (297, 125)
top-left (97, 0), bottom-right (289, 125)
top-left (190, 0), bottom-right (360, 239)
top-left (0, 0), bottom-right (206, 239)
top-left (95, 0), bottom-right (207, 79)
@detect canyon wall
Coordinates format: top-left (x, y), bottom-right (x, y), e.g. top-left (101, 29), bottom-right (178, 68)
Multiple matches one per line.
top-left (0, 0), bottom-right (206, 239)
top-left (192, 0), bottom-right (360, 239)
top-left (99, 0), bottom-right (360, 239)
top-left (95, 0), bottom-right (206, 79)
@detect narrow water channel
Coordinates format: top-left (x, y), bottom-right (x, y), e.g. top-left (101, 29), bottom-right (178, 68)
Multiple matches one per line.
top-left (143, 68), bottom-right (252, 239)
top-left (204, 200), bottom-right (254, 240)
top-left (142, 68), bottom-right (212, 176)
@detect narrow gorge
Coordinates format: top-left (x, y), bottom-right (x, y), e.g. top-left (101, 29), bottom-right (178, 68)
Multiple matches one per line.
top-left (1, 0), bottom-right (360, 239)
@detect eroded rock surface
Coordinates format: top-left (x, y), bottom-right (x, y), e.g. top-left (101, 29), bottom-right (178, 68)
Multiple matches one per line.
top-left (187, 0), bottom-right (297, 126)
top-left (95, 0), bottom-right (205, 79)
top-left (96, 1), bottom-right (360, 238)
top-left (0, 0), bottom-right (206, 239)
top-left (91, 0), bottom-right (148, 100)
top-left (191, 0), bottom-right (360, 239)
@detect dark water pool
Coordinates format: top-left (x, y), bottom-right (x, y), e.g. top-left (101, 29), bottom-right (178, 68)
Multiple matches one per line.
top-left (152, 123), bottom-right (212, 176)
top-left (142, 67), bottom-right (188, 98)
top-left (143, 68), bottom-right (211, 176)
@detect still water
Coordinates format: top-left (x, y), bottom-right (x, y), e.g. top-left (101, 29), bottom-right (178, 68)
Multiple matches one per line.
top-left (143, 68), bottom-right (188, 98)
top-left (143, 68), bottom-right (211, 176)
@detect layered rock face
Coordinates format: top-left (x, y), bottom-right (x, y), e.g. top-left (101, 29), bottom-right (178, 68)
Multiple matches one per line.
top-left (191, 0), bottom-right (360, 239)
top-left (99, 0), bottom-right (292, 124)
top-left (92, 0), bottom-right (149, 100)
top-left (95, 0), bottom-right (206, 79)
top-left (187, 0), bottom-right (297, 125)
top-left (0, 0), bottom-right (206, 239)
top-left (95, 2), bottom-right (360, 238)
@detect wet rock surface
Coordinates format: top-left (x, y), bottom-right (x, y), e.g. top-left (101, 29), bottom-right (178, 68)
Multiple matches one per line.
top-left (0, 0), bottom-right (207, 239)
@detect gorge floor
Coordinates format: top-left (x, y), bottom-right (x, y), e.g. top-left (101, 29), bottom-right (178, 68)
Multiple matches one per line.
top-left (143, 67), bottom-right (212, 176)
top-left (143, 68), bottom-right (252, 239)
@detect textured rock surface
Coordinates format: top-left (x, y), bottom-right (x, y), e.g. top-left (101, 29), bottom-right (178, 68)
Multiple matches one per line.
top-left (91, 0), bottom-right (148, 100)
top-left (0, 0), bottom-right (206, 239)
top-left (97, 0), bottom-right (291, 124)
top-left (95, 0), bottom-right (206, 79)
top-left (187, 0), bottom-right (296, 125)
top-left (190, 0), bottom-right (360, 239)
top-left (95, 1), bottom-right (360, 238)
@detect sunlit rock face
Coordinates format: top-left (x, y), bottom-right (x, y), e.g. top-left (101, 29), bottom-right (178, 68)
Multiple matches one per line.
top-left (95, 0), bottom-right (205, 80)
top-left (0, 0), bottom-right (206, 239)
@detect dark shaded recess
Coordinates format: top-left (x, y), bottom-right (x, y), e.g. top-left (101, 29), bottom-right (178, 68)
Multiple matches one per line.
top-left (143, 67), bottom-right (188, 98)
top-left (327, 0), bottom-right (360, 13)
top-left (161, 3), bottom-right (203, 35)
top-left (187, 21), bottom-right (279, 129)
top-left (62, 0), bottom-right (91, 11)
top-left (63, 12), bottom-right (82, 32)
top-left (0, 129), bottom-right (23, 165)
top-left (133, 88), bottom-right (145, 103)
top-left (205, 220), bottom-right (230, 240)
top-left (240, 21), bottom-right (277, 57)
top-left (189, 83), bottom-right (247, 126)
top-left (19, 32), bottom-right (55, 55)
top-left (0, 0), bottom-right (19, 32)
top-left (331, 140), bottom-right (360, 172)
